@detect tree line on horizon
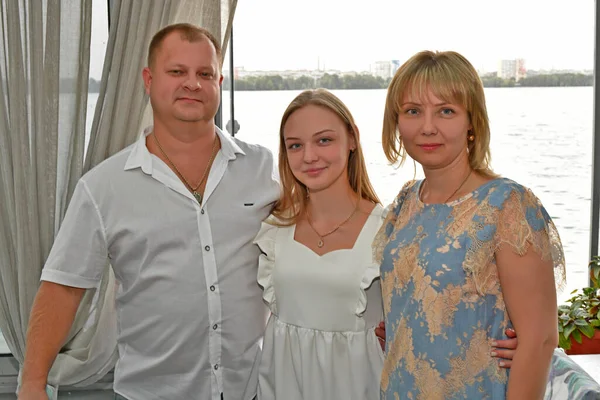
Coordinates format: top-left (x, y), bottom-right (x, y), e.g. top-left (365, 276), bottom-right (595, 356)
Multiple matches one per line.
top-left (221, 72), bottom-right (593, 91)
top-left (77, 72), bottom-right (593, 93)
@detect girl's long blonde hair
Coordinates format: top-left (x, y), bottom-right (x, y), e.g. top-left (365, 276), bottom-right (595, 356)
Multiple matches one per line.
top-left (272, 89), bottom-right (380, 225)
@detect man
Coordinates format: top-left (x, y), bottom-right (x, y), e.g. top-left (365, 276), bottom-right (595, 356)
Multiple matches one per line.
top-left (19, 24), bottom-right (279, 400)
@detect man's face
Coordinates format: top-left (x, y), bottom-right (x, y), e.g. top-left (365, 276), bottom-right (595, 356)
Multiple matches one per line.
top-left (143, 33), bottom-right (223, 124)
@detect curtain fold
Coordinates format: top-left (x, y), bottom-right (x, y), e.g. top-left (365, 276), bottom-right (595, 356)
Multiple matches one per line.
top-left (0, 0), bottom-right (92, 363)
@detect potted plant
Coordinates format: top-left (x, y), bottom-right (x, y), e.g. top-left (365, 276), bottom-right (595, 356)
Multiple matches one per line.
top-left (557, 257), bottom-right (600, 354)
top-left (591, 255), bottom-right (600, 288)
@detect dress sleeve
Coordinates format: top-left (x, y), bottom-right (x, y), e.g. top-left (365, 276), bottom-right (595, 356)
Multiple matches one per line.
top-left (494, 184), bottom-right (566, 291)
top-left (253, 219), bottom-right (279, 314)
top-left (356, 206), bottom-right (386, 317)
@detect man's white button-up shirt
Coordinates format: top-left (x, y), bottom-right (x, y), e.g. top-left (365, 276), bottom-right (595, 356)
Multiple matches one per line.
top-left (41, 127), bottom-right (280, 400)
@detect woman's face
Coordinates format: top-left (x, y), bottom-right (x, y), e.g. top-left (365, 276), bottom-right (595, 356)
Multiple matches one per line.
top-left (283, 105), bottom-right (356, 193)
top-left (397, 89), bottom-right (471, 172)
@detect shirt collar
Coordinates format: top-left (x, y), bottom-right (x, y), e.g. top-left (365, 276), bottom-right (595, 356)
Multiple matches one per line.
top-left (123, 125), bottom-right (245, 173)
top-left (123, 126), bottom-right (154, 174)
top-left (217, 126), bottom-right (245, 160)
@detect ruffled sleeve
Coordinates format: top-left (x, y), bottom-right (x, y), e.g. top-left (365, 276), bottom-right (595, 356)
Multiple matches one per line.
top-left (253, 219), bottom-right (279, 314)
top-left (356, 263), bottom-right (381, 317)
top-left (493, 183), bottom-right (566, 291)
top-left (356, 205), bottom-right (386, 316)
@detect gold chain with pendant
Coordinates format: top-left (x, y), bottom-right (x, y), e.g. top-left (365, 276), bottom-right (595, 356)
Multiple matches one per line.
top-left (152, 132), bottom-right (218, 203)
top-left (306, 201), bottom-right (360, 248)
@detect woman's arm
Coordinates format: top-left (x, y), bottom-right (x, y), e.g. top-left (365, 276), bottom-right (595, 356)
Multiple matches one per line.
top-left (496, 244), bottom-right (558, 400)
top-left (377, 323), bottom-right (521, 361)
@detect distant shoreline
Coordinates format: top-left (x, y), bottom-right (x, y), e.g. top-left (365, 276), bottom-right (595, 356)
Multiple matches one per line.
top-left (219, 72), bottom-right (593, 91)
top-left (83, 72), bottom-right (593, 93)
top-left (213, 84), bottom-right (593, 92)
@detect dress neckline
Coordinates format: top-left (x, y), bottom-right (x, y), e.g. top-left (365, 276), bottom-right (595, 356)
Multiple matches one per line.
top-left (415, 178), bottom-right (503, 207)
top-left (291, 204), bottom-right (383, 258)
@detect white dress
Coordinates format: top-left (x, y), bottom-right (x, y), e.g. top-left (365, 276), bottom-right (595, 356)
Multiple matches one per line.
top-left (254, 204), bottom-right (385, 400)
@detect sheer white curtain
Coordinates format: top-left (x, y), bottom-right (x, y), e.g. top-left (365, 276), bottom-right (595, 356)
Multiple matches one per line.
top-left (0, 0), bottom-right (237, 395)
top-left (0, 0), bottom-right (94, 364)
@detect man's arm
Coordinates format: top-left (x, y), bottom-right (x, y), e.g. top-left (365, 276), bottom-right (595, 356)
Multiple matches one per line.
top-left (17, 178), bottom-right (109, 399)
top-left (18, 282), bottom-right (85, 398)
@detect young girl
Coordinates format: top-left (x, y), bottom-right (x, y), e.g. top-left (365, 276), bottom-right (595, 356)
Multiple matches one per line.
top-left (254, 89), bottom-right (385, 399)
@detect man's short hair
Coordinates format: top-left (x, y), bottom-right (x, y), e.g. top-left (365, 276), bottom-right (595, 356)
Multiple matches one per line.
top-left (147, 23), bottom-right (222, 68)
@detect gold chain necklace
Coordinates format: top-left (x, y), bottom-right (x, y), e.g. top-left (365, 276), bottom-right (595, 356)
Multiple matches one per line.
top-left (421, 169), bottom-right (473, 203)
top-left (152, 133), bottom-right (218, 203)
top-left (306, 201), bottom-right (360, 248)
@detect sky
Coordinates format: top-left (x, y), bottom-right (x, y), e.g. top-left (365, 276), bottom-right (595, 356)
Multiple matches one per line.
top-left (89, 0), bottom-right (595, 79)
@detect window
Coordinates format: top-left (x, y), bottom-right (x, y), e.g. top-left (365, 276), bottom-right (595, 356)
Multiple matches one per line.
top-left (230, 0), bottom-right (595, 302)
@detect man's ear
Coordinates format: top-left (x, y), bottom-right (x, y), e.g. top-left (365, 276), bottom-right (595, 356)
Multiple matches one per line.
top-left (142, 67), bottom-right (152, 95)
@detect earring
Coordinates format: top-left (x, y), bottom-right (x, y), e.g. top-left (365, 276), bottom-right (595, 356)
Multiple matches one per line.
top-left (467, 131), bottom-right (475, 142)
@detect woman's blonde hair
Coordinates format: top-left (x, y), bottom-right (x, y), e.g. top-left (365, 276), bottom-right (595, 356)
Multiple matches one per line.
top-left (382, 50), bottom-right (497, 178)
top-left (272, 89), bottom-right (380, 225)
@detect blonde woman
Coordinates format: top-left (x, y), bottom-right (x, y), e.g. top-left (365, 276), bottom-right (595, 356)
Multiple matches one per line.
top-left (375, 51), bottom-right (565, 399)
top-left (254, 89), bottom-right (518, 400)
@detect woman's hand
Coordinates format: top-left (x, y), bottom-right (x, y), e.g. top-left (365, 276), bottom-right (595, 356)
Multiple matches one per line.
top-left (491, 328), bottom-right (518, 368)
top-left (375, 321), bottom-right (386, 351)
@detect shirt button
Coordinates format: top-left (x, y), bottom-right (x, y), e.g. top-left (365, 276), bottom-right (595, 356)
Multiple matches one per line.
top-left (213, 324), bottom-right (218, 330)
top-left (210, 285), bottom-right (215, 291)
top-left (201, 209), bottom-right (205, 214)
top-left (214, 364), bottom-right (219, 370)
top-left (205, 245), bottom-right (210, 251)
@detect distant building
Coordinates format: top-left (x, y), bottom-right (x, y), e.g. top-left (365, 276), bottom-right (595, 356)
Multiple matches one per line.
top-left (498, 60), bottom-right (515, 79)
top-left (232, 66), bottom-right (341, 80)
top-left (497, 59), bottom-right (526, 81)
top-left (391, 60), bottom-right (400, 76)
top-left (372, 61), bottom-right (397, 79)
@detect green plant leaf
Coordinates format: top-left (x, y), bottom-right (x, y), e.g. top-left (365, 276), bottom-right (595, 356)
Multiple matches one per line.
top-left (579, 324), bottom-right (596, 338)
top-left (575, 319), bottom-right (589, 326)
top-left (591, 319), bottom-right (600, 327)
top-left (559, 314), bottom-right (571, 322)
top-left (558, 334), bottom-right (572, 350)
top-left (564, 323), bottom-right (576, 339)
top-left (572, 329), bottom-right (582, 344)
